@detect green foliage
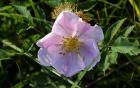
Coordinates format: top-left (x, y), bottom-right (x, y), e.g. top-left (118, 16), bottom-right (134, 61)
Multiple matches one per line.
top-left (124, 26), bottom-right (134, 37)
top-left (45, 0), bottom-right (64, 7)
top-left (105, 18), bottom-right (126, 42)
top-left (0, 0), bottom-right (140, 88)
top-left (14, 5), bottom-right (31, 18)
top-left (129, 0), bottom-right (140, 21)
top-left (103, 52), bottom-right (118, 72)
top-left (112, 37), bottom-right (140, 56)
top-left (0, 49), bottom-right (16, 60)
top-left (2, 40), bottom-right (23, 53)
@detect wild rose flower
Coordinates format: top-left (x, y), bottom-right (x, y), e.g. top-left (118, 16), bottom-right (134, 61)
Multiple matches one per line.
top-left (36, 11), bottom-right (104, 77)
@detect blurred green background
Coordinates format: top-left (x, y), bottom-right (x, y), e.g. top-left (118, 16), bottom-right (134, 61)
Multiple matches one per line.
top-left (0, 0), bottom-right (140, 88)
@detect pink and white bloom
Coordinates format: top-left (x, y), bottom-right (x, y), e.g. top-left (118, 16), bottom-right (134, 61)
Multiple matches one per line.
top-left (36, 11), bottom-right (104, 77)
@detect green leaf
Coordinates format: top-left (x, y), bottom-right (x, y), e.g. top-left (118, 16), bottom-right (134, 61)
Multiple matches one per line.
top-left (13, 5), bottom-right (33, 24)
top-left (1, 40), bottom-right (23, 53)
top-left (14, 5), bottom-right (32, 18)
top-left (0, 5), bottom-right (12, 11)
top-left (59, 85), bottom-right (66, 88)
top-left (44, 0), bottom-right (63, 7)
top-left (11, 82), bottom-right (24, 88)
top-left (110, 18), bottom-right (126, 40)
top-left (111, 37), bottom-right (140, 56)
top-left (0, 49), bottom-right (16, 60)
top-left (29, 0), bottom-right (40, 18)
top-left (11, 80), bottom-right (28, 88)
top-left (103, 52), bottom-right (118, 72)
top-left (35, 6), bottom-right (46, 19)
top-left (129, 0), bottom-right (140, 21)
top-left (124, 25), bottom-right (134, 37)
top-left (105, 18), bottom-right (126, 42)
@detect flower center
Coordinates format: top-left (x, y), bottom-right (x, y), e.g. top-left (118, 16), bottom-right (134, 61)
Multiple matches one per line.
top-left (63, 37), bottom-right (81, 53)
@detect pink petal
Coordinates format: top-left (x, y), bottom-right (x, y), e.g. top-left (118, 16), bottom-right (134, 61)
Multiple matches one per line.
top-left (52, 11), bottom-right (80, 37)
top-left (79, 24), bottom-right (104, 43)
top-left (37, 48), bottom-right (51, 66)
top-left (72, 19), bottom-right (91, 37)
top-left (46, 45), bottom-right (85, 77)
top-left (88, 55), bottom-right (100, 70)
top-left (36, 33), bottom-right (62, 48)
top-left (79, 39), bottom-right (100, 69)
top-left (65, 52), bottom-right (85, 77)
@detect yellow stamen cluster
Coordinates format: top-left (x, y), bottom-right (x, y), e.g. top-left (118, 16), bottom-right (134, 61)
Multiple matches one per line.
top-left (63, 37), bottom-right (81, 53)
top-left (51, 2), bottom-right (77, 19)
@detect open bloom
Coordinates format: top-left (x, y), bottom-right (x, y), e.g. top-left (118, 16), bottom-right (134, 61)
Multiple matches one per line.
top-left (36, 11), bottom-right (104, 77)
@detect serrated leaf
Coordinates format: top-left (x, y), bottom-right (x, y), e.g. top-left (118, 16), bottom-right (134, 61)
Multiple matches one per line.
top-left (129, 48), bottom-right (140, 56)
top-left (111, 37), bottom-right (140, 56)
top-left (133, 39), bottom-right (139, 46)
top-left (124, 25), bottom-right (134, 37)
top-left (110, 18), bottom-right (126, 40)
top-left (103, 52), bottom-right (118, 72)
top-left (105, 18), bottom-right (126, 42)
